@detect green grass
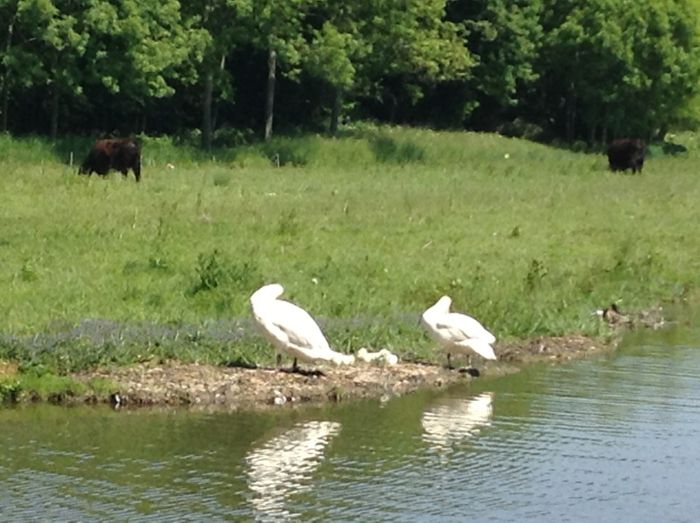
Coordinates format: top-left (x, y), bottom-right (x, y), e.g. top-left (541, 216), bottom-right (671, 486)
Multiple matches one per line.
top-left (1, 126), bottom-right (699, 373)
top-left (0, 367), bottom-right (119, 403)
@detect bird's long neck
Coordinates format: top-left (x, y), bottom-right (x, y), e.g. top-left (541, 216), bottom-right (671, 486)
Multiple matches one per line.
top-left (423, 303), bottom-right (446, 321)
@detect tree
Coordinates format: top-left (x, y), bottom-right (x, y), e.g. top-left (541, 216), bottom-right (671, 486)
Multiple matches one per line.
top-left (0, 0), bottom-right (18, 131)
top-left (447, 0), bottom-right (544, 130)
top-left (537, 0), bottom-right (700, 143)
top-left (359, 0), bottom-right (473, 123)
top-left (623, 0), bottom-right (700, 138)
top-left (183, 0), bottom-right (252, 149)
top-left (82, 0), bottom-right (207, 133)
top-left (0, 0), bottom-right (89, 138)
top-left (237, 0), bottom-right (314, 140)
top-left (303, 0), bottom-right (472, 130)
top-left (304, 19), bottom-right (365, 134)
top-left (0, 0), bottom-right (206, 136)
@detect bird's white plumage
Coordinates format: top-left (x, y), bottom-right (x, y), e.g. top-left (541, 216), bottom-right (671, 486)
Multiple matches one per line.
top-left (422, 295), bottom-right (497, 361)
top-left (357, 347), bottom-right (399, 366)
top-left (250, 283), bottom-right (354, 366)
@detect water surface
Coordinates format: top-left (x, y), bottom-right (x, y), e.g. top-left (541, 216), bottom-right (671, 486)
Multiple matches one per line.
top-left (1, 323), bottom-right (699, 521)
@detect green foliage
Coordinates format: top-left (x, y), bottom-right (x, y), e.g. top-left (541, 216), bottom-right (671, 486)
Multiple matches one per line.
top-left (369, 135), bottom-right (426, 164)
top-left (305, 21), bottom-right (359, 92)
top-left (537, 0), bottom-right (700, 139)
top-left (16, 369), bottom-right (86, 400)
top-left (0, 367), bottom-right (117, 402)
top-left (350, 0), bottom-right (473, 109)
top-left (189, 250), bottom-right (261, 296)
top-left (0, 379), bottom-right (20, 403)
top-left (241, 0), bottom-right (313, 76)
top-left (451, 0), bottom-right (544, 107)
top-left (3, 0), bottom-right (700, 140)
top-left (81, 0), bottom-right (208, 100)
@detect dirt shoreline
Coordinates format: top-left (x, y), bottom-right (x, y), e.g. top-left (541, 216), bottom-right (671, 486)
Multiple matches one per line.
top-left (62, 334), bottom-right (616, 410)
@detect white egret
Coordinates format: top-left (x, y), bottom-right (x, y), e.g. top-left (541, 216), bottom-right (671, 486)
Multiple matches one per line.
top-left (421, 295), bottom-right (497, 369)
top-left (250, 283), bottom-right (355, 372)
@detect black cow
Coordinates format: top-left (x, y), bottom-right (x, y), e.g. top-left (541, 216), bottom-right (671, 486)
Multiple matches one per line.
top-left (79, 138), bottom-right (141, 182)
top-left (607, 138), bottom-right (646, 173)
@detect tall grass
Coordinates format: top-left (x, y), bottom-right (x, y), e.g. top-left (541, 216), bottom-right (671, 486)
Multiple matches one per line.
top-left (1, 127), bottom-right (699, 372)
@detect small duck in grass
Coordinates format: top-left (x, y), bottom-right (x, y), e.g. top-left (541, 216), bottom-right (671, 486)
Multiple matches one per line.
top-left (596, 303), bottom-right (631, 326)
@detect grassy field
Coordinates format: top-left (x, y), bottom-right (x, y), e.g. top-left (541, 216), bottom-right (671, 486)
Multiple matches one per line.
top-left (1, 124), bottom-right (699, 378)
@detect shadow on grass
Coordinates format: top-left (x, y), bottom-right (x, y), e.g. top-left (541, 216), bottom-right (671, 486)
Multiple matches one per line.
top-left (369, 135), bottom-right (426, 164)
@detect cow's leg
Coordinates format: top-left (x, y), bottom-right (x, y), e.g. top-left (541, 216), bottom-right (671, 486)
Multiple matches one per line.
top-left (133, 162), bottom-right (141, 182)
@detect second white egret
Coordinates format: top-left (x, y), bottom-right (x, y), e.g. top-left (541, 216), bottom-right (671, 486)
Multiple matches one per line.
top-left (421, 295), bottom-right (497, 369)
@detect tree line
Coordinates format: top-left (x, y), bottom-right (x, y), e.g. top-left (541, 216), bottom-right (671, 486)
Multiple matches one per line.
top-left (1, 0), bottom-right (699, 148)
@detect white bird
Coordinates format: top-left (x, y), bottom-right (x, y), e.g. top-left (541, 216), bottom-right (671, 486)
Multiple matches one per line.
top-left (356, 347), bottom-right (399, 366)
top-left (421, 295), bottom-right (497, 369)
top-left (378, 348), bottom-right (399, 366)
top-left (250, 283), bottom-right (355, 372)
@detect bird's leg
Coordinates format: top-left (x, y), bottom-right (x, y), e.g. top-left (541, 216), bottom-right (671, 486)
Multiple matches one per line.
top-left (276, 353), bottom-right (282, 369)
top-left (446, 352), bottom-right (454, 370)
top-left (292, 358), bottom-right (299, 373)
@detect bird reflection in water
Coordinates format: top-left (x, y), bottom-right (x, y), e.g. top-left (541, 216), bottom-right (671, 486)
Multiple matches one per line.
top-left (421, 392), bottom-right (494, 450)
top-left (246, 420), bottom-right (341, 520)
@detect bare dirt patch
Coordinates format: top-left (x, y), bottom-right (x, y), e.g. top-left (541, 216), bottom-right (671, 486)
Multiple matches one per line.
top-left (70, 334), bottom-right (611, 410)
top-left (0, 360), bottom-right (18, 379)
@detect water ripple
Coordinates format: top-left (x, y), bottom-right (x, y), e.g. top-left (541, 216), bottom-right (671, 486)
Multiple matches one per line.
top-left (2, 333), bottom-right (700, 521)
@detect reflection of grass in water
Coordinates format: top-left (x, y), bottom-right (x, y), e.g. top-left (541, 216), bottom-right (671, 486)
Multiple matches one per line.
top-left (2, 127), bottom-right (700, 373)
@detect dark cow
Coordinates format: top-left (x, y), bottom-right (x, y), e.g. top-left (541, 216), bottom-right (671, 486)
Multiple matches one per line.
top-left (79, 138), bottom-right (141, 182)
top-left (607, 138), bottom-right (646, 173)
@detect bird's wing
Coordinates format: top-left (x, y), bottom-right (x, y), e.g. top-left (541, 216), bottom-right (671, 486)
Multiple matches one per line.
top-left (436, 312), bottom-right (496, 344)
top-left (268, 300), bottom-right (331, 352)
top-left (461, 338), bottom-right (497, 360)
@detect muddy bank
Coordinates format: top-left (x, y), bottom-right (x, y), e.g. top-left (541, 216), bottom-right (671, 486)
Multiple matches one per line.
top-left (67, 334), bottom-right (612, 410)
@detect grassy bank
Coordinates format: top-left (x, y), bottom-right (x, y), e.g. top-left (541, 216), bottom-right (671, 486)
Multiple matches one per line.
top-left (1, 125), bottom-right (699, 381)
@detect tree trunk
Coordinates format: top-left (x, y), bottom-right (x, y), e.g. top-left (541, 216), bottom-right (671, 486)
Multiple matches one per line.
top-left (565, 83), bottom-right (576, 142)
top-left (202, 68), bottom-right (214, 150)
top-left (264, 49), bottom-right (277, 141)
top-left (201, 54), bottom-right (225, 149)
top-left (0, 79), bottom-right (8, 133)
top-left (212, 54), bottom-right (225, 132)
top-left (49, 87), bottom-right (59, 141)
top-left (0, 17), bottom-right (15, 132)
top-left (656, 125), bottom-right (668, 142)
top-left (329, 88), bottom-right (342, 136)
top-left (385, 88), bottom-right (398, 124)
top-left (588, 124), bottom-right (596, 147)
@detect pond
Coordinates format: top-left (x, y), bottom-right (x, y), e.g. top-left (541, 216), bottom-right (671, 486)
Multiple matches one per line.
top-left (1, 322), bottom-right (699, 522)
